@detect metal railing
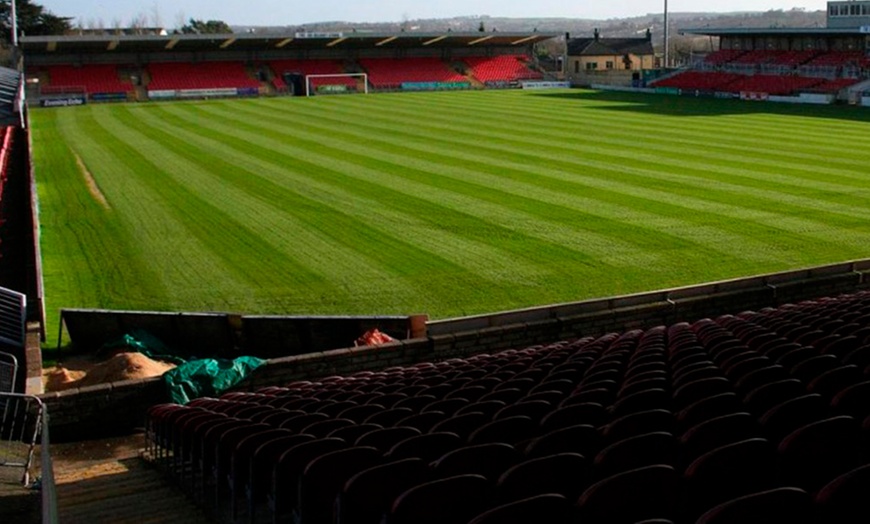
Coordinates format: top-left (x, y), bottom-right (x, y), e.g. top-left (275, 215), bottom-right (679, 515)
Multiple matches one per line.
top-left (0, 350), bottom-right (16, 393)
top-left (0, 393), bottom-right (43, 485)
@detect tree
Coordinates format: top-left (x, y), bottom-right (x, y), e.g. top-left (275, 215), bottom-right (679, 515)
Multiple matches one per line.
top-left (0, 0), bottom-right (73, 45)
top-left (180, 18), bottom-right (232, 34)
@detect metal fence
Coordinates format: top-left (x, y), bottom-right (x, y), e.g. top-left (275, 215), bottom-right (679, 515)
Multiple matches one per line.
top-left (0, 393), bottom-right (43, 485)
top-left (0, 350), bottom-right (17, 393)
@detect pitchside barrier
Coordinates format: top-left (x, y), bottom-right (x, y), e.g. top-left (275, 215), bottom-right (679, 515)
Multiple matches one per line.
top-left (0, 393), bottom-right (43, 485)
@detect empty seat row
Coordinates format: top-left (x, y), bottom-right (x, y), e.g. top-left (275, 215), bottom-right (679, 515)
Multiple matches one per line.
top-left (146, 290), bottom-right (870, 523)
top-left (147, 61), bottom-right (261, 91)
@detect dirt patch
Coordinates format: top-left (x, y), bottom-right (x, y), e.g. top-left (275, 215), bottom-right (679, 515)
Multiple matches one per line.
top-left (72, 150), bottom-right (111, 210)
top-left (43, 352), bottom-right (176, 391)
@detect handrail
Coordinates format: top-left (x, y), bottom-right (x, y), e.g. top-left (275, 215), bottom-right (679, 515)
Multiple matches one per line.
top-left (0, 392), bottom-right (43, 485)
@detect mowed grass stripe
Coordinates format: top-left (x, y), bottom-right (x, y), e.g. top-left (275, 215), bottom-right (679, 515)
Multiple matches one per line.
top-left (134, 106), bottom-right (588, 314)
top-left (320, 92), bottom-right (870, 193)
top-left (33, 111), bottom-right (168, 315)
top-left (232, 98), bottom-right (774, 267)
top-left (233, 98), bottom-right (848, 264)
top-left (390, 90), bottom-right (870, 159)
top-left (67, 106), bottom-right (327, 311)
top-left (185, 100), bottom-right (667, 269)
top-left (354, 91), bottom-right (870, 193)
top-left (288, 94), bottom-right (870, 238)
top-left (96, 105), bottom-right (416, 310)
top-left (119, 103), bottom-right (548, 312)
top-left (147, 101), bottom-right (602, 287)
top-left (32, 90), bottom-right (870, 323)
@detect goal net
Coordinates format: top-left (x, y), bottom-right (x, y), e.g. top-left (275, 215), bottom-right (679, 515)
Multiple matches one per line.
top-left (305, 73), bottom-right (369, 96)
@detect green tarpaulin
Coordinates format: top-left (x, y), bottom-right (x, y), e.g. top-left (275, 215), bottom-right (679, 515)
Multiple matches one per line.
top-left (102, 330), bottom-right (265, 404)
top-left (163, 356), bottom-right (265, 405)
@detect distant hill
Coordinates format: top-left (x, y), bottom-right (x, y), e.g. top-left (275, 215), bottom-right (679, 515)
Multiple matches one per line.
top-left (234, 8), bottom-right (825, 38)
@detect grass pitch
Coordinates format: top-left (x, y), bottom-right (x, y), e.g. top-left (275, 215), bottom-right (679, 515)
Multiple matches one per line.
top-left (31, 89), bottom-right (870, 333)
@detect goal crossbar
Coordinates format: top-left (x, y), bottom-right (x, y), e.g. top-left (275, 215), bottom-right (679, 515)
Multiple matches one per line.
top-left (304, 73), bottom-right (368, 96)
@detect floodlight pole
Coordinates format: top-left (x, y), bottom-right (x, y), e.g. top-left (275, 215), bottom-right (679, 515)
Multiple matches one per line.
top-left (11, 0), bottom-right (17, 47)
top-left (663, 0), bottom-right (669, 69)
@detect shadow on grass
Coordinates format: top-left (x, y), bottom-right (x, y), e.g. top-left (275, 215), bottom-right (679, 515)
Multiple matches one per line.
top-left (531, 89), bottom-right (870, 122)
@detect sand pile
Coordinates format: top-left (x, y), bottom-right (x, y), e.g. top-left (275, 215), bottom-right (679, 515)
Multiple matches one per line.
top-left (45, 352), bottom-right (176, 391)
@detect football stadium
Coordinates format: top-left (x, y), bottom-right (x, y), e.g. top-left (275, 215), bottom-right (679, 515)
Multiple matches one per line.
top-left (1, 0), bottom-right (870, 522)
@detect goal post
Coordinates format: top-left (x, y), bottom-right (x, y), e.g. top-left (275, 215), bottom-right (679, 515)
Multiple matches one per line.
top-left (304, 73), bottom-right (369, 96)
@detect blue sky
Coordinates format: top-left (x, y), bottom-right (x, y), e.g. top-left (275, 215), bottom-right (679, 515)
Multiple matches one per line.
top-left (41, 1), bottom-right (828, 27)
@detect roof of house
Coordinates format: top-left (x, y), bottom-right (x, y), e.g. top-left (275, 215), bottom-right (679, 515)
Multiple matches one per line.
top-left (568, 37), bottom-right (654, 57)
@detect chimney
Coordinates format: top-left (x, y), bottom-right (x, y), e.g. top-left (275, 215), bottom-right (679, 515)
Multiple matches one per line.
top-left (646, 28), bottom-right (652, 41)
top-left (594, 28), bottom-right (600, 41)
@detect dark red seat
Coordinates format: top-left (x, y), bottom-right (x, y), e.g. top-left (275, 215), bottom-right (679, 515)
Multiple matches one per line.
top-left (777, 416), bottom-right (863, 492)
top-left (432, 442), bottom-right (520, 481)
top-left (680, 412), bottom-right (759, 466)
top-left (695, 487), bottom-right (814, 524)
top-left (386, 431), bottom-right (462, 462)
top-left (576, 464), bottom-right (679, 524)
top-left (497, 452), bottom-right (591, 502)
top-left (815, 464), bottom-right (870, 524)
top-left (594, 432), bottom-right (677, 478)
top-left (388, 474), bottom-right (493, 524)
top-left (467, 493), bottom-right (573, 524)
top-left (683, 438), bottom-right (778, 521)
top-left (270, 437), bottom-right (346, 523)
top-left (297, 446), bottom-right (382, 524)
top-left (338, 458), bottom-right (432, 524)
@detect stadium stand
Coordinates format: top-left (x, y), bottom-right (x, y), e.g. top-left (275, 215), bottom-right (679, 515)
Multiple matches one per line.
top-left (657, 48), bottom-right (867, 96)
top-left (359, 57), bottom-right (467, 90)
top-left (464, 55), bottom-right (543, 85)
top-left (147, 61), bottom-right (260, 91)
top-left (146, 290), bottom-right (870, 523)
top-left (41, 64), bottom-right (132, 97)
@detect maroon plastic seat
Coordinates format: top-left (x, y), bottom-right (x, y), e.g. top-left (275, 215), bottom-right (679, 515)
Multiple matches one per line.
top-left (388, 474), bottom-right (492, 524)
top-left (601, 409), bottom-right (673, 444)
top-left (777, 416), bottom-right (863, 492)
top-left (432, 442), bottom-right (520, 481)
top-left (594, 431), bottom-right (677, 478)
top-left (297, 446), bottom-right (382, 524)
top-left (430, 412), bottom-right (488, 441)
top-left (677, 392), bottom-right (741, 431)
top-left (244, 433), bottom-right (315, 522)
top-left (540, 403), bottom-right (606, 433)
top-left (497, 452), bottom-right (590, 503)
top-left (354, 426), bottom-right (421, 452)
top-left (760, 394), bottom-right (828, 441)
top-left (742, 379), bottom-right (805, 416)
top-left (695, 487), bottom-right (814, 524)
top-left (467, 493), bottom-right (573, 524)
top-left (832, 380), bottom-right (870, 419)
top-left (576, 464), bottom-right (679, 524)
top-left (683, 438), bottom-right (778, 521)
top-left (386, 431), bottom-right (462, 462)
top-left (270, 438), bottom-right (346, 523)
top-left (680, 412), bottom-right (759, 466)
top-left (468, 415), bottom-right (537, 446)
top-left (333, 403), bottom-right (382, 424)
top-left (815, 464), bottom-right (870, 524)
top-left (338, 458), bottom-right (432, 524)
